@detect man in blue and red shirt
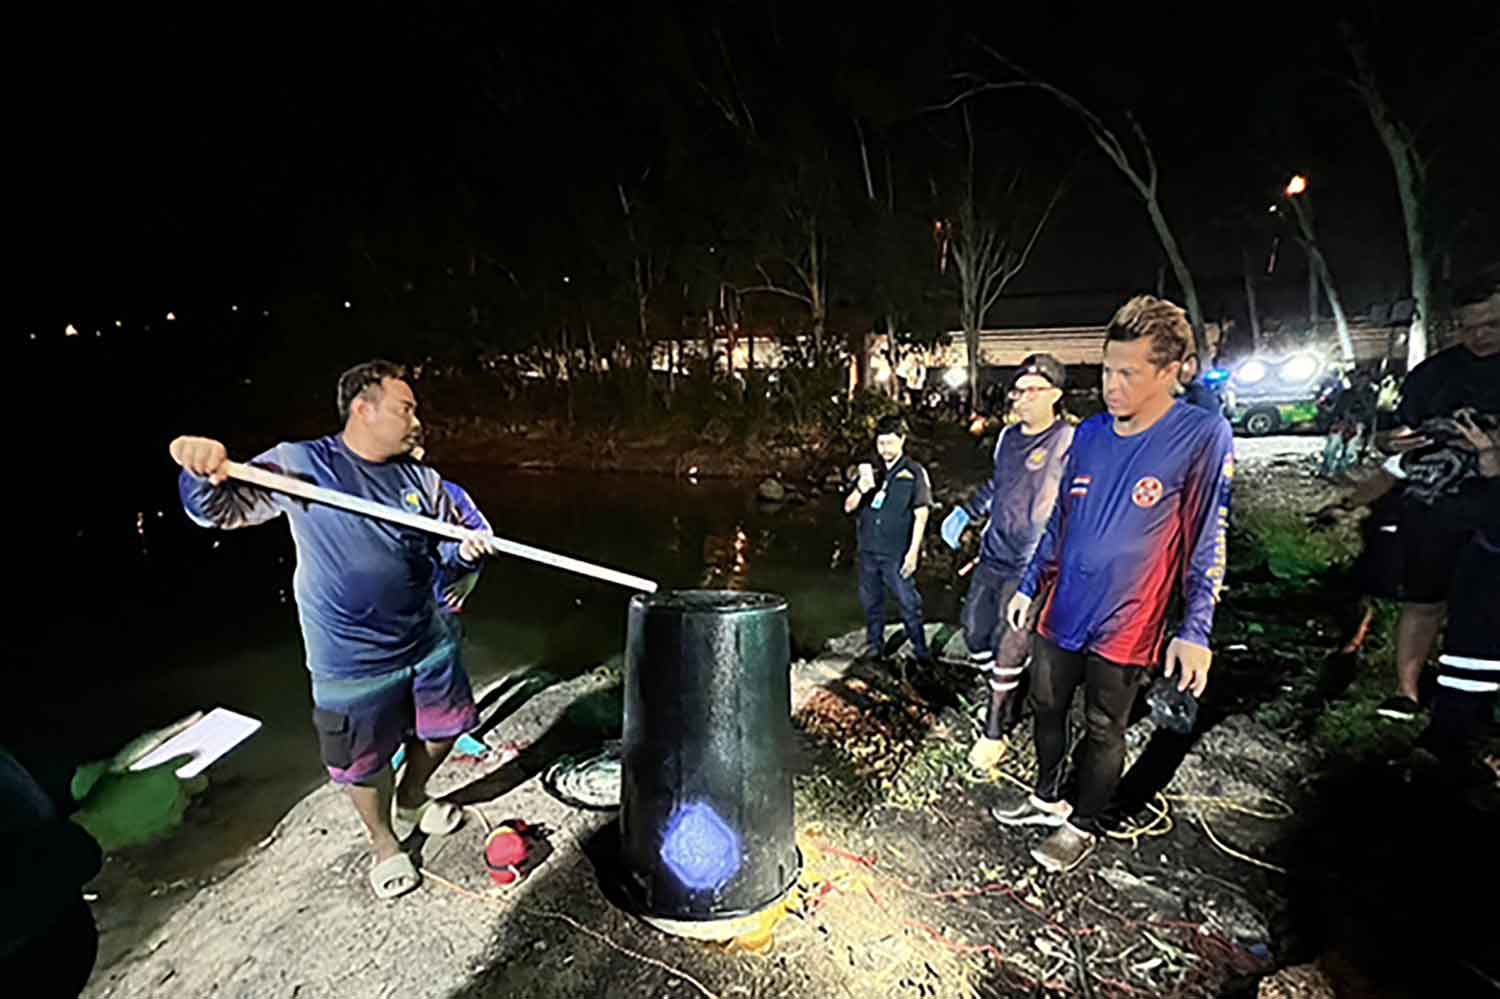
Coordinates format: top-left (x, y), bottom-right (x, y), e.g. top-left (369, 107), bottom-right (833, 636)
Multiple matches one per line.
top-left (997, 296), bottom-right (1235, 872)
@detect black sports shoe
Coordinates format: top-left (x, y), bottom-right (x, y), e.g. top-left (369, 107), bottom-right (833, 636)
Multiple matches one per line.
top-left (1376, 695), bottom-right (1421, 721)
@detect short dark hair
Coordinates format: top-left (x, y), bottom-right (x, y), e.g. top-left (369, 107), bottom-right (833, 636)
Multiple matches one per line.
top-left (337, 360), bottom-right (407, 423)
top-left (1105, 295), bottom-right (1194, 370)
top-left (874, 415), bottom-right (908, 438)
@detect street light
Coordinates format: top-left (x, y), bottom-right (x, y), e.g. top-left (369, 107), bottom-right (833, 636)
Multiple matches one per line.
top-left (1285, 174), bottom-right (1308, 197)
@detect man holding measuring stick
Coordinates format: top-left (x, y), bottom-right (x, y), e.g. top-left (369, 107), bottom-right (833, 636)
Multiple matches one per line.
top-left (171, 360), bottom-right (653, 900)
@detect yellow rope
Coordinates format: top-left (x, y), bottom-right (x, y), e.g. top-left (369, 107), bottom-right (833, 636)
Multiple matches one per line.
top-left (1105, 794), bottom-right (1173, 844)
top-left (965, 760), bottom-right (1293, 869)
top-left (1194, 813), bottom-right (1287, 874)
top-left (1164, 792), bottom-right (1294, 822)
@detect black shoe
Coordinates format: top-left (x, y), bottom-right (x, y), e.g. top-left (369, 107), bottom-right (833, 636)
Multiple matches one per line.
top-left (1376, 695), bottom-right (1421, 722)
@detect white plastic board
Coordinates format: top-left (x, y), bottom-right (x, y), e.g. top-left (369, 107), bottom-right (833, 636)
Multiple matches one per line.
top-left (128, 707), bottom-right (262, 778)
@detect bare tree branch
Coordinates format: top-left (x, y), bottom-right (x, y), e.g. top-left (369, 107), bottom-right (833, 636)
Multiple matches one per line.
top-left (933, 44), bottom-right (1202, 345)
top-left (853, 115), bottom-right (876, 201)
top-left (713, 24), bottom-right (757, 137)
top-left (1126, 113), bottom-right (1158, 196)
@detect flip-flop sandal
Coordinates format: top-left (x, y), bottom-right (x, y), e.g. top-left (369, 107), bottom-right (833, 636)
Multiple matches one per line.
top-left (369, 852), bottom-right (420, 900)
top-left (395, 799), bottom-right (465, 836)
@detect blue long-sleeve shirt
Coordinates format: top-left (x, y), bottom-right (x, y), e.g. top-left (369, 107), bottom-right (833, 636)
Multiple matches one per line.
top-left (1019, 403), bottom-right (1234, 666)
top-left (436, 479), bottom-right (491, 612)
top-left (963, 421), bottom-right (1074, 577)
top-left (179, 436), bottom-right (482, 678)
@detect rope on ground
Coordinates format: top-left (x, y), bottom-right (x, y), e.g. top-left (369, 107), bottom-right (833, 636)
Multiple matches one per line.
top-left (965, 761), bottom-right (1289, 872)
top-left (1164, 792), bottom-right (1294, 822)
top-left (418, 866), bottom-right (722, 999)
top-left (1105, 794), bottom-right (1173, 845)
top-left (1193, 813), bottom-right (1288, 875)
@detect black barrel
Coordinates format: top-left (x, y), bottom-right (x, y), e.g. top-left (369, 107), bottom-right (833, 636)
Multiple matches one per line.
top-left (619, 590), bottom-right (799, 923)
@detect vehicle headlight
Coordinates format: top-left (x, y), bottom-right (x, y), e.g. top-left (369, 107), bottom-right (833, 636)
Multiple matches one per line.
top-left (1280, 354), bottom-right (1319, 383)
top-left (1234, 360), bottom-right (1267, 385)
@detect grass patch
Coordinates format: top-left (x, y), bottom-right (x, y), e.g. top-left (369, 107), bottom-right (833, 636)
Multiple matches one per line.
top-left (1232, 506), bottom-right (1361, 584)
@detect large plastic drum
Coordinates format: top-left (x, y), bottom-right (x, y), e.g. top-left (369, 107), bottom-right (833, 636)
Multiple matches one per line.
top-left (618, 590), bottom-right (799, 937)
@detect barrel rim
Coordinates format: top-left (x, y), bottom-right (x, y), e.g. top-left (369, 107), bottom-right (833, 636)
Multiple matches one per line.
top-left (629, 589), bottom-right (788, 614)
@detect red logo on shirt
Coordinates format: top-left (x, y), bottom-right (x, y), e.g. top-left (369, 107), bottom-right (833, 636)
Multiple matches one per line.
top-left (1131, 477), bottom-right (1164, 508)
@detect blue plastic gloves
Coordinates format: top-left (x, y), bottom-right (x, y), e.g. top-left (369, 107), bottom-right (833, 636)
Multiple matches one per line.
top-left (940, 506), bottom-right (971, 550)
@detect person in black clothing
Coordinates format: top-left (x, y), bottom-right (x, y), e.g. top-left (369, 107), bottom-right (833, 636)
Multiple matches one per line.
top-left (1372, 291), bottom-right (1500, 721)
top-left (845, 415), bottom-right (934, 664)
top-left (1, 746), bottom-right (103, 997)
top-left (1410, 411), bottom-right (1499, 793)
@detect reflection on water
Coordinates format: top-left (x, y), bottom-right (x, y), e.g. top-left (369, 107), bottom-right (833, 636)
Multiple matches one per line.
top-left (12, 468), bottom-right (895, 892)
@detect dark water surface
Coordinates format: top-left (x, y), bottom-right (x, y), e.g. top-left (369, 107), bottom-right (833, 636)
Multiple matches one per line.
top-left (12, 463), bottom-right (970, 888)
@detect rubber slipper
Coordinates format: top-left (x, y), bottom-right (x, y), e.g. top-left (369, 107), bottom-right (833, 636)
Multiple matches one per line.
top-left (369, 852), bottom-right (420, 900)
top-left (395, 798), bottom-right (465, 836)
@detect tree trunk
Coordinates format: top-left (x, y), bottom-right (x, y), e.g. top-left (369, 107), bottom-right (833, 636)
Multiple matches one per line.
top-left (634, 257), bottom-right (652, 406)
top-left (881, 317), bottom-right (896, 399)
top-left (1346, 24), bottom-right (1430, 367)
top-left (561, 324), bottom-right (574, 426)
top-left (851, 329), bottom-right (869, 396)
top-left (1406, 224), bottom-right (1431, 365)
top-left (1306, 243), bottom-right (1356, 364)
top-left (704, 308), bottom-right (714, 376)
top-left (1241, 246), bottom-right (1263, 351)
top-left (1308, 254), bottom-right (1319, 331)
top-left (1289, 199), bottom-right (1356, 364)
top-left (808, 226), bottom-right (826, 359)
top-left (965, 323), bottom-right (980, 414)
top-left (1144, 198), bottom-right (1206, 355)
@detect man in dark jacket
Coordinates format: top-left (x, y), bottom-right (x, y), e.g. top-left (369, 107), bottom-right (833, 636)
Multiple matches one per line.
top-left (941, 355), bottom-right (1074, 768)
top-left (845, 416), bottom-right (934, 664)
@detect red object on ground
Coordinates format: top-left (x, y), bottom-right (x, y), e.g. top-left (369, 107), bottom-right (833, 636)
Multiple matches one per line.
top-left (485, 825), bottom-right (529, 886)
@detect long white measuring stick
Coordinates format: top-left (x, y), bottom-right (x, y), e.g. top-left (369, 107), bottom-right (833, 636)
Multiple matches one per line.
top-left (223, 460), bottom-right (659, 593)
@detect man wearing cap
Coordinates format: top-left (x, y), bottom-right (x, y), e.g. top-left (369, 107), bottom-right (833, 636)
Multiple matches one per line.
top-left (941, 355), bottom-right (1074, 769)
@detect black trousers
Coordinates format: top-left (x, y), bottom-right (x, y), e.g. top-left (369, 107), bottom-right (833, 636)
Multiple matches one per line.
top-left (1030, 636), bottom-right (1146, 835)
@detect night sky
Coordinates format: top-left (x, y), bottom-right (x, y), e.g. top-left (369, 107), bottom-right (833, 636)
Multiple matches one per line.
top-left (16, 2), bottom-right (1500, 331)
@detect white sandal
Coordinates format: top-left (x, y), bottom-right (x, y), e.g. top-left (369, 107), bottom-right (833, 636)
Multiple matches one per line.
top-left (395, 798), bottom-right (465, 836)
top-left (369, 852), bottom-right (420, 900)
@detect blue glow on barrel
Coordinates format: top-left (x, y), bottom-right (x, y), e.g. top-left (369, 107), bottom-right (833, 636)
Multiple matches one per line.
top-left (660, 801), bottom-right (741, 891)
